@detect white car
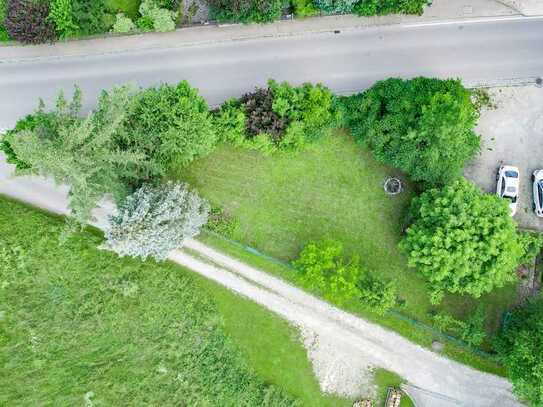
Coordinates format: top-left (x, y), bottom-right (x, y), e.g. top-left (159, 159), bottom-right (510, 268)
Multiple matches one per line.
top-left (533, 170), bottom-right (543, 217)
top-left (496, 165), bottom-right (519, 216)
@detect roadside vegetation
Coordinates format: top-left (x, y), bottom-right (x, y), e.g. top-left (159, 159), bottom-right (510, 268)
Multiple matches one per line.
top-left (2, 75), bottom-right (542, 404)
top-left (0, 0), bottom-right (431, 44)
top-left (0, 197), bottom-right (356, 406)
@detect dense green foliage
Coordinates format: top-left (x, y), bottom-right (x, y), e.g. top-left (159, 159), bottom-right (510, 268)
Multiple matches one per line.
top-left (5, 0), bottom-right (56, 44)
top-left (48, 0), bottom-right (79, 38)
top-left (5, 88), bottom-right (148, 229)
top-left (518, 231), bottom-right (543, 267)
top-left (294, 240), bottom-right (362, 303)
top-left (137, 0), bottom-right (177, 32)
top-left (400, 179), bottom-right (522, 303)
top-left (494, 299), bottom-right (543, 406)
top-left (293, 240), bottom-right (396, 313)
top-left (353, 0), bottom-right (427, 16)
top-left (0, 198), bottom-right (297, 406)
top-left (0, 0), bottom-right (8, 41)
top-left (433, 305), bottom-right (487, 347)
top-left (357, 272), bottom-right (397, 315)
top-left (112, 81), bottom-right (217, 180)
top-left (206, 0), bottom-right (286, 23)
top-left (215, 80), bottom-right (336, 152)
top-left (342, 77), bottom-right (480, 186)
top-left (313, 0), bottom-right (358, 14)
top-left (113, 11), bottom-right (135, 32)
top-left (290, 0), bottom-right (319, 16)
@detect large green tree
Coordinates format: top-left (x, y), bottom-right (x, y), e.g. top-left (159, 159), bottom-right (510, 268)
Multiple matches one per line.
top-left (342, 77), bottom-right (480, 186)
top-left (111, 81), bottom-right (217, 181)
top-left (494, 300), bottom-right (543, 406)
top-left (400, 179), bottom-right (522, 303)
top-left (8, 87), bottom-right (147, 229)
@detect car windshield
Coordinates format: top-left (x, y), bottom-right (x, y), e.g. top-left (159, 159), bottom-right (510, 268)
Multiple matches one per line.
top-left (505, 170), bottom-right (518, 178)
top-left (539, 181), bottom-right (543, 205)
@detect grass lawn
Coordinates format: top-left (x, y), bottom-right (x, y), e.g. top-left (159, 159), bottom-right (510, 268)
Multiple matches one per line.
top-left (0, 197), bottom-right (346, 406)
top-left (373, 369), bottom-right (415, 407)
top-left (180, 130), bottom-right (516, 366)
top-left (105, 0), bottom-right (141, 18)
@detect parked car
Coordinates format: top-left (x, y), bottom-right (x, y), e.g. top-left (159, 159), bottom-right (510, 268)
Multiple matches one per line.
top-left (496, 165), bottom-right (519, 216)
top-left (533, 170), bottom-right (543, 217)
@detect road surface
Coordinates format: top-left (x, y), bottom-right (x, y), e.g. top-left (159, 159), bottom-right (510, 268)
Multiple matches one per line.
top-left (1, 17), bottom-right (543, 129)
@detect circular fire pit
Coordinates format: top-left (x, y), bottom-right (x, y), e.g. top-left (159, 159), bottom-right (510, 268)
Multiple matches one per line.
top-left (384, 177), bottom-right (403, 195)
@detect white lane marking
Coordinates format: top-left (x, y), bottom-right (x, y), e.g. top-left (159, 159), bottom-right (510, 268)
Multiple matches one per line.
top-left (403, 14), bottom-right (543, 28)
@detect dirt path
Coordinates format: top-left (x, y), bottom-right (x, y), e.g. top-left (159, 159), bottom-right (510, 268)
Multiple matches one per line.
top-left (0, 155), bottom-right (522, 406)
top-left (175, 240), bottom-right (521, 406)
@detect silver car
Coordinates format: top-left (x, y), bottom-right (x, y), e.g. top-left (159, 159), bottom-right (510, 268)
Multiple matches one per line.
top-left (533, 170), bottom-right (543, 217)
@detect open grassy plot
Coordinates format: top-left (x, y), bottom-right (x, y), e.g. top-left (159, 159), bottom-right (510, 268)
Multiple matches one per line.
top-left (180, 130), bottom-right (517, 357)
top-left (0, 197), bottom-right (344, 406)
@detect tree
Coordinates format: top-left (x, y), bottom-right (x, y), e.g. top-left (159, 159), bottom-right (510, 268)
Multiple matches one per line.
top-left (112, 81), bottom-right (217, 180)
top-left (8, 87), bottom-right (147, 229)
top-left (314, 0), bottom-right (359, 14)
top-left (102, 182), bottom-right (209, 261)
top-left (342, 77), bottom-right (480, 186)
top-left (5, 0), bottom-right (56, 44)
top-left (353, 0), bottom-right (427, 16)
top-left (400, 179), bottom-right (522, 303)
top-left (494, 299), bottom-right (543, 406)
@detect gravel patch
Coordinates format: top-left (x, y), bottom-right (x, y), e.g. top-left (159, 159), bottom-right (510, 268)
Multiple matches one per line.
top-left (465, 85), bottom-right (543, 231)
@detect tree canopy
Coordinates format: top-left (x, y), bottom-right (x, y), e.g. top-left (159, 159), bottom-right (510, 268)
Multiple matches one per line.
top-left (342, 77), bottom-right (480, 186)
top-left (400, 179), bottom-right (523, 303)
top-left (494, 300), bottom-right (543, 406)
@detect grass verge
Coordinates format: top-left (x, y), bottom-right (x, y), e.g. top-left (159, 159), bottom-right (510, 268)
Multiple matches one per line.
top-left (0, 197), bottom-right (343, 406)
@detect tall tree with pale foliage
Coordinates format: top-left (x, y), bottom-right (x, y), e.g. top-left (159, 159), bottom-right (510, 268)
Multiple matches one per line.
top-left (102, 182), bottom-right (209, 261)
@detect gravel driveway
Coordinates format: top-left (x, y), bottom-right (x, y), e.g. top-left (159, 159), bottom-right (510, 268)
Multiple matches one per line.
top-left (465, 85), bottom-right (543, 231)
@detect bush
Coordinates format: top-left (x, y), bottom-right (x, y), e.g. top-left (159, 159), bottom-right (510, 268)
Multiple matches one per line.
top-left (206, 0), bottom-right (286, 23)
top-left (494, 299), bottom-right (543, 406)
top-left (113, 12), bottom-right (135, 32)
top-left (216, 79), bottom-right (337, 152)
top-left (518, 231), bottom-right (543, 267)
top-left (72, 0), bottom-right (114, 36)
top-left (314, 0), bottom-right (358, 14)
top-left (205, 205), bottom-right (240, 238)
top-left (240, 87), bottom-right (289, 142)
top-left (433, 305), bottom-right (486, 347)
top-left (293, 240), bottom-right (395, 312)
top-left (293, 240), bottom-right (362, 303)
top-left (400, 179), bottom-right (523, 303)
top-left (48, 0), bottom-right (79, 39)
top-left (5, 0), bottom-right (56, 44)
top-left (111, 81), bottom-right (217, 181)
top-left (138, 0), bottom-right (177, 32)
top-left (353, 0), bottom-right (427, 16)
top-left (357, 272), bottom-right (396, 315)
top-left (102, 182), bottom-right (209, 261)
top-left (0, 0), bottom-right (9, 41)
top-left (342, 77), bottom-right (480, 186)
top-left (291, 0), bottom-right (319, 16)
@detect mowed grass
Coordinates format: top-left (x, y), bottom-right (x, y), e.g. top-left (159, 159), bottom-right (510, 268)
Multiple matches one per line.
top-left (0, 197), bottom-right (345, 406)
top-left (180, 130), bottom-right (517, 355)
top-left (105, 0), bottom-right (141, 18)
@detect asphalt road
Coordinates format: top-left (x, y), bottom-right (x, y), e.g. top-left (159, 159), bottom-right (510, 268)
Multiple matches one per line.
top-left (1, 18), bottom-right (542, 129)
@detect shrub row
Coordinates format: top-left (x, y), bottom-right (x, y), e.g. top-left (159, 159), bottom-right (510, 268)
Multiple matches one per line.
top-left (1, 0), bottom-right (178, 44)
top-left (0, 0), bottom-right (431, 43)
top-left (214, 79), bottom-right (338, 152)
